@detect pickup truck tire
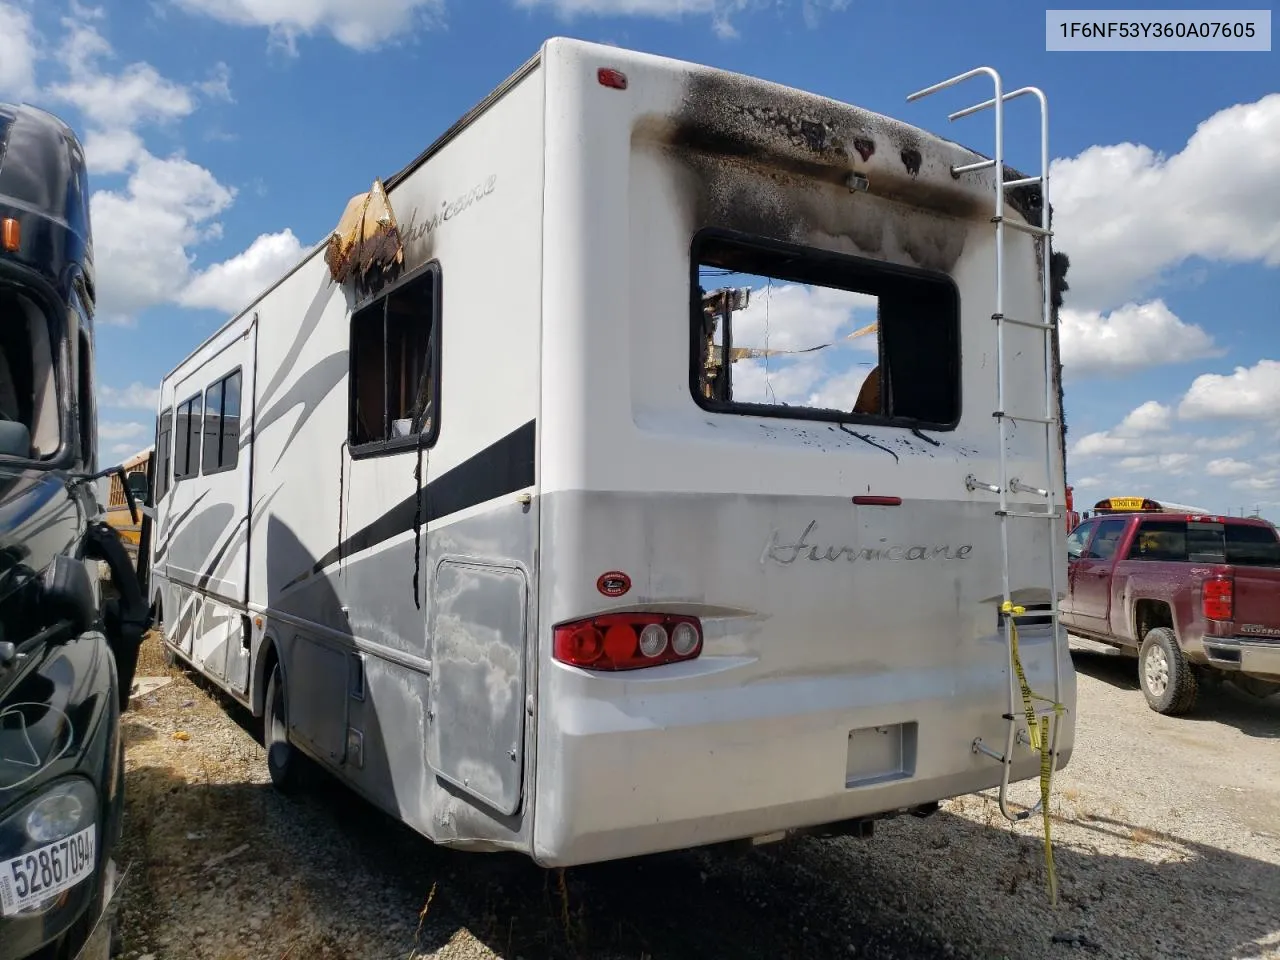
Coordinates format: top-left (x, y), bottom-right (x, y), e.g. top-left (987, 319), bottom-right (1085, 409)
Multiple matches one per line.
top-left (1139, 627), bottom-right (1198, 715)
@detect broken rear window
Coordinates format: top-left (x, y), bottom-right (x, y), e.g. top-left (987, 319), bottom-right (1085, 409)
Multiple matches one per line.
top-left (689, 231), bottom-right (961, 431)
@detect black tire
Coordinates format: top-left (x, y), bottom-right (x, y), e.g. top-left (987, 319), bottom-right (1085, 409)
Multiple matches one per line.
top-left (264, 660), bottom-right (306, 793)
top-left (1138, 626), bottom-right (1198, 715)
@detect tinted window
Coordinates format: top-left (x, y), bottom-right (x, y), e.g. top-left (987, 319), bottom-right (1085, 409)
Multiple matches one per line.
top-left (1226, 525), bottom-right (1280, 566)
top-left (1128, 520), bottom-right (1187, 561)
top-left (1123, 519), bottom-right (1280, 567)
top-left (1082, 518), bottom-right (1127, 560)
top-left (173, 393), bottom-right (203, 481)
top-left (202, 369), bottom-right (242, 474)
top-left (155, 407), bottom-right (172, 498)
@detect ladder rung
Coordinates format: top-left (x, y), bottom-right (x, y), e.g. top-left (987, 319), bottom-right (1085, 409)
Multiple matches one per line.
top-left (1001, 708), bottom-right (1063, 722)
top-left (994, 313), bottom-right (1055, 331)
top-left (1003, 175), bottom-right (1042, 188)
top-left (993, 412), bottom-right (1059, 426)
top-left (996, 510), bottom-right (1063, 520)
top-left (993, 215), bottom-right (1051, 238)
top-left (953, 158), bottom-right (997, 174)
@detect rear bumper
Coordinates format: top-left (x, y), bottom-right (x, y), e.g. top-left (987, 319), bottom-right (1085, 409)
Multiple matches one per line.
top-left (1203, 637), bottom-right (1280, 681)
top-left (531, 637), bottom-right (1076, 867)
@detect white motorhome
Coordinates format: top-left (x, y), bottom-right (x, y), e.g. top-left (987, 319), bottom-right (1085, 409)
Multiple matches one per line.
top-left (146, 38), bottom-right (1076, 868)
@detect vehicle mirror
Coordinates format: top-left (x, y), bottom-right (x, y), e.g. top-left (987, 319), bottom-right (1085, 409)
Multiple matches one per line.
top-left (0, 421), bottom-right (31, 458)
top-left (126, 471), bottom-right (150, 505)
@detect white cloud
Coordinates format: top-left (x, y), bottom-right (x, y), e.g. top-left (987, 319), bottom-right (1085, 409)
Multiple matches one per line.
top-left (1071, 430), bottom-right (1147, 458)
top-left (99, 382), bottom-right (160, 410)
top-left (83, 128), bottom-right (147, 175)
top-left (91, 152), bottom-right (237, 324)
top-left (170, 0), bottom-right (445, 52)
top-left (98, 421), bottom-right (148, 442)
top-left (1118, 452), bottom-right (1195, 475)
top-left (1059, 300), bottom-right (1221, 379)
top-left (1178, 359), bottom-right (1280, 422)
top-left (15, 13), bottom-right (246, 325)
top-left (730, 282), bottom-right (878, 354)
top-left (197, 61), bottom-right (234, 102)
top-left (1117, 400), bottom-right (1172, 435)
top-left (0, 2), bottom-right (39, 98)
top-left (1231, 472), bottom-right (1280, 493)
top-left (48, 18), bottom-right (197, 130)
top-left (1205, 458), bottom-right (1252, 478)
top-left (1192, 432), bottom-right (1254, 453)
top-left (180, 228), bottom-right (308, 314)
top-left (1051, 94), bottom-right (1280, 311)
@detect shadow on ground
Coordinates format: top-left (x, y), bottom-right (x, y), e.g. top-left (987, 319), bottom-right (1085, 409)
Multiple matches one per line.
top-left (114, 747), bottom-right (1280, 960)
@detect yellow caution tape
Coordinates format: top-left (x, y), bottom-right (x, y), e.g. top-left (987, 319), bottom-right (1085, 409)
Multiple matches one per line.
top-left (725, 320), bottom-right (880, 362)
top-left (1001, 600), bottom-right (1065, 906)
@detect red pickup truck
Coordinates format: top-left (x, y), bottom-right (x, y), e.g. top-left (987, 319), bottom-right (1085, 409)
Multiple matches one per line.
top-left (1062, 511), bottom-right (1280, 714)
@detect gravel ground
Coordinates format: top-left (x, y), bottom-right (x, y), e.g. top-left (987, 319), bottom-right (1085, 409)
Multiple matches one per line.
top-left (111, 632), bottom-right (1280, 960)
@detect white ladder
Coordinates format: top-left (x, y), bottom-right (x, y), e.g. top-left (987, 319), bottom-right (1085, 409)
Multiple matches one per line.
top-left (906, 67), bottom-right (1067, 825)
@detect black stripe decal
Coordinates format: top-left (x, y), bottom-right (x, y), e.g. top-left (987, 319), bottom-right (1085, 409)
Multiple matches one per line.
top-left (283, 418), bottom-right (536, 591)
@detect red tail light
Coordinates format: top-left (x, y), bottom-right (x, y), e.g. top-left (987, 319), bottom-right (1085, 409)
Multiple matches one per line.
top-left (1203, 577), bottom-right (1233, 621)
top-left (553, 613), bottom-right (702, 670)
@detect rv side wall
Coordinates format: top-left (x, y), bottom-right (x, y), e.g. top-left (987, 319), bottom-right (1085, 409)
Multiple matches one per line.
top-left (149, 62), bottom-right (547, 851)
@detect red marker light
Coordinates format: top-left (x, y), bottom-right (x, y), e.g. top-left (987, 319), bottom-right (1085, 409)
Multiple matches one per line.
top-left (597, 68), bottom-right (628, 90)
top-left (853, 495), bottom-right (902, 506)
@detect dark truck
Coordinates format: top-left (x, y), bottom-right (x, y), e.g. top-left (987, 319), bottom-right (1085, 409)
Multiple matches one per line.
top-left (0, 103), bottom-right (148, 959)
top-left (1062, 510), bottom-right (1280, 715)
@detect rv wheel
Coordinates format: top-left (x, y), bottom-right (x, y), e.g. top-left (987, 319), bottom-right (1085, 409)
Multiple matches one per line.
top-left (1138, 627), bottom-right (1198, 716)
top-left (265, 661), bottom-right (305, 793)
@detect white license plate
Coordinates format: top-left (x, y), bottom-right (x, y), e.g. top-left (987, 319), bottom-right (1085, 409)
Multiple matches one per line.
top-left (0, 825), bottom-right (96, 917)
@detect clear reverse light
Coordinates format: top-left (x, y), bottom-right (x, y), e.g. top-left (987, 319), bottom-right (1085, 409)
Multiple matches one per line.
top-left (670, 621), bottom-right (699, 656)
top-left (638, 624), bottom-right (668, 658)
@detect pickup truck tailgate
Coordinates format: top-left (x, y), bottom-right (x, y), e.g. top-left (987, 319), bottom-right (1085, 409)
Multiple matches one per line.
top-left (1233, 566), bottom-right (1280, 637)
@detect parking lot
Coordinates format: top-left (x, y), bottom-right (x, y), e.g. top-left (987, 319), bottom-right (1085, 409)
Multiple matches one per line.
top-left (110, 632), bottom-right (1279, 960)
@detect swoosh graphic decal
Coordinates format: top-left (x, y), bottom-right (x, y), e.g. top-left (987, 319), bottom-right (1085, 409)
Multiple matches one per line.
top-left (254, 351), bottom-right (349, 470)
top-left (154, 491), bottom-right (211, 563)
top-left (257, 277), bottom-right (335, 410)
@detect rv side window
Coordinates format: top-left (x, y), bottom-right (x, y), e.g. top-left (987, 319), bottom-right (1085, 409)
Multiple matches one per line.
top-left (690, 232), bottom-right (960, 430)
top-left (202, 369), bottom-right (242, 475)
top-left (348, 265), bottom-right (441, 455)
top-left (155, 407), bottom-right (172, 499)
top-left (173, 392), bottom-right (204, 481)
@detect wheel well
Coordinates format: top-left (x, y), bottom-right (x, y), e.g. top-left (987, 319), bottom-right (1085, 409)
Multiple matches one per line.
top-left (253, 636), bottom-right (280, 719)
top-left (1135, 600), bottom-right (1174, 642)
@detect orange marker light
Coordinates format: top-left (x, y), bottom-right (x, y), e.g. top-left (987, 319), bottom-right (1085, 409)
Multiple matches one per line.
top-left (1, 218), bottom-right (18, 252)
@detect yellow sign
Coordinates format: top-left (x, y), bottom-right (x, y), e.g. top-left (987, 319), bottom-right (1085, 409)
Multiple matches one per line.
top-left (1108, 497), bottom-right (1146, 510)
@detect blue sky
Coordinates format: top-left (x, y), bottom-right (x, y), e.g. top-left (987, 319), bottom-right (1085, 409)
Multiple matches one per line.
top-left (1, 0), bottom-right (1276, 518)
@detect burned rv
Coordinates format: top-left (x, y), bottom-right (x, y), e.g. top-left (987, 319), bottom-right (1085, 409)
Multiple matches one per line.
top-left (0, 103), bottom-right (147, 959)
top-left (147, 41), bottom-right (1076, 875)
